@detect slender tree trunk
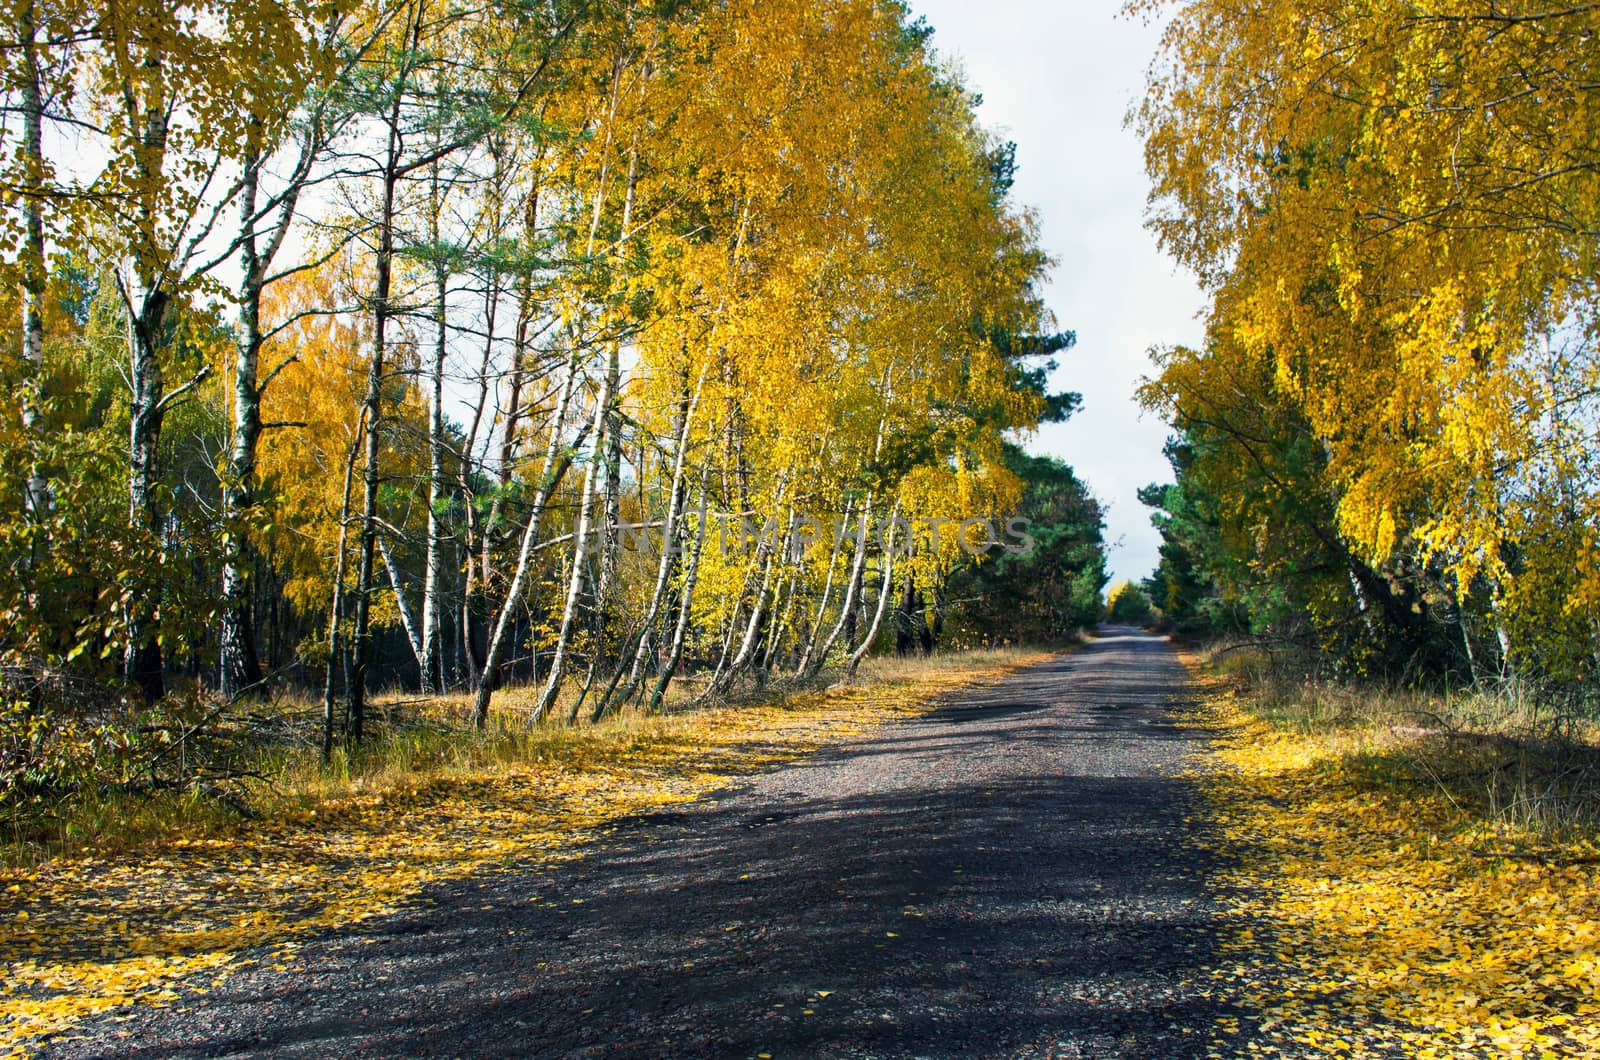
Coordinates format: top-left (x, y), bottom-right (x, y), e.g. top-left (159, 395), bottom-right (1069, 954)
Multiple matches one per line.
top-left (571, 350), bottom-right (624, 726)
top-left (895, 565), bottom-right (920, 657)
top-left (347, 0), bottom-right (433, 739)
top-left (471, 348), bottom-right (585, 727)
top-left (806, 494), bottom-right (872, 678)
top-left (759, 562), bottom-right (801, 684)
top-left (125, 277), bottom-right (169, 703)
top-left (220, 145), bottom-right (268, 699)
top-left (482, 174), bottom-right (543, 573)
top-left (471, 244), bottom-right (547, 687)
top-left (796, 501), bottom-right (852, 675)
top-left (590, 430), bottom-right (694, 720)
top-left (457, 272), bottom-right (499, 690)
top-left (532, 367), bottom-right (614, 722)
top-left (1454, 579), bottom-right (1482, 685)
top-left (322, 427), bottom-right (363, 760)
top-left (708, 487), bottom-right (792, 698)
top-left (603, 364), bottom-right (705, 715)
top-left (420, 165), bottom-right (450, 694)
top-left (347, 137), bottom-right (401, 743)
top-left (470, 333), bottom-right (524, 682)
top-left (18, 0), bottom-right (48, 518)
top-left (121, 62), bottom-right (177, 703)
top-left (573, 141), bottom-right (637, 722)
top-left (648, 464), bottom-right (713, 714)
top-left (378, 534), bottom-right (426, 676)
top-left (928, 578), bottom-right (945, 652)
top-left (1489, 619), bottom-right (1515, 678)
top-left (464, 160), bottom-right (538, 687)
top-left (847, 500), bottom-right (903, 676)
top-left (592, 411), bottom-right (622, 606)
top-left (419, 269), bottom-right (447, 694)
top-left (220, 88), bottom-right (323, 697)
top-left (481, 61), bottom-right (632, 725)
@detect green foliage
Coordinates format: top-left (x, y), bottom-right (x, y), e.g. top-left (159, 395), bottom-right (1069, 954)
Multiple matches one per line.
top-left (1140, 336), bottom-right (1474, 682)
top-left (941, 443), bottom-right (1107, 643)
top-left (0, 264), bottom-right (230, 829)
top-left (1105, 580), bottom-right (1152, 625)
top-left (1138, 470), bottom-right (1228, 635)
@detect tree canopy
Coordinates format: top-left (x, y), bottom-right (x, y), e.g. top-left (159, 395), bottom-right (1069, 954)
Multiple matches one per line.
top-left (0, 0), bottom-right (1103, 812)
top-left (1135, 0), bottom-right (1600, 686)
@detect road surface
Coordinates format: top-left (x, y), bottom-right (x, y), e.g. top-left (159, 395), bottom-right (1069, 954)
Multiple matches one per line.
top-left (40, 628), bottom-right (1235, 1059)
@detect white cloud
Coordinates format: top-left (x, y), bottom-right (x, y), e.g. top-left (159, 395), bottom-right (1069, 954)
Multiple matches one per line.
top-left (910, 0), bottom-right (1208, 585)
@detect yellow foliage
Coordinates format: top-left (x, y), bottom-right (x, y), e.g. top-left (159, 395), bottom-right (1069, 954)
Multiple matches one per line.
top-left (254, 254), bottom-right (430, 627)
top-left (1139, 0), bottom-right (1600, 679)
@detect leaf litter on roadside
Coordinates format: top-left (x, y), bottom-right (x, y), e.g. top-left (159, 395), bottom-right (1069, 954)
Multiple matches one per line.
top-left (1181, 657), bottom-right (1600, 1058)
top-left (1, 657), bottom-right (1047, 1056)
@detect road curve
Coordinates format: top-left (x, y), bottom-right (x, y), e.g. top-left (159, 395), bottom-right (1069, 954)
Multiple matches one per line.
top-left (41, 628), bottom-right (1233, 1059)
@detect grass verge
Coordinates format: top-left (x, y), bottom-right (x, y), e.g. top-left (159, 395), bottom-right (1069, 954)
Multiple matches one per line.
top-left (1182, 647), bottom-right (1600, 1058)
top-left (0, 648), bottom-right (1050, 1057)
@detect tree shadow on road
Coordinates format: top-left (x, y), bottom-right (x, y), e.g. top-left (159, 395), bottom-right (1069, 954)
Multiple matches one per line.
top-left (64, 775), bottom-right (1240, 1059)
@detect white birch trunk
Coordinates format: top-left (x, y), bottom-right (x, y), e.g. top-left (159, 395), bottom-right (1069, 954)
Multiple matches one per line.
top-left (379, 534), bottom-right (427, 677)
top-left (806, 494), bottom-right (873, 678)
top-left (532, 369), bottom-right (615, 722)
top-left (470, 347), bottom-right (585, 727)
top-left (847, 499), bottom-right (903, 676)
top-left (648, 464), bottom-right (714, 714)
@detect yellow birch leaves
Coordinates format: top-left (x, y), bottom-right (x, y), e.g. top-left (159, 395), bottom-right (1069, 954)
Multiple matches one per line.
top-left (1137, 0), bottom-right (1600, 678)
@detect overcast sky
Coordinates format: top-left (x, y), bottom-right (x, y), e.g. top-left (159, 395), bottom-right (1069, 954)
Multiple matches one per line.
top-left (908, 1), bottom-right (1207, 586)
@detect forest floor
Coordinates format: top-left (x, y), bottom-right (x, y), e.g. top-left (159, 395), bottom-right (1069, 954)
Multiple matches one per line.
top-left (1183, 652), bottom-right (1600, 1057)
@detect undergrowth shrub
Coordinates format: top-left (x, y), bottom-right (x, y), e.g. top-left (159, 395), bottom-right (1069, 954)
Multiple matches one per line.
top-left (1, 662), bottom-right (258, 852)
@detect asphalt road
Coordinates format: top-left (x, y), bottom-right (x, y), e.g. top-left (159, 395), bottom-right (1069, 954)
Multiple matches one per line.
top-left (41, 628), bottom-right (1235, 1059)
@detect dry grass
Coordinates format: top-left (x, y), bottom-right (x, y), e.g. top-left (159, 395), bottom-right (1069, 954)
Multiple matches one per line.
top-left (1198, 639), bottom-right (1600, 852)
top-left (2, 647), bottom-right (1044, 869)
